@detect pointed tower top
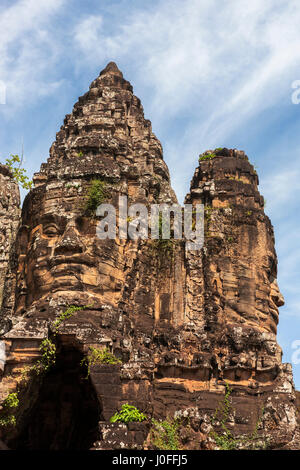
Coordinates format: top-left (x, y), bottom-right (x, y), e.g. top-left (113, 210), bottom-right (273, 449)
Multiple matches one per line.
top-left (100, 61), bottom-right (123, 77)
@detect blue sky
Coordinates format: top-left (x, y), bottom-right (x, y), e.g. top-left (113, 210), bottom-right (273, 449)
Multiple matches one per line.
top-left (1, 0), bottom-right (300, 387)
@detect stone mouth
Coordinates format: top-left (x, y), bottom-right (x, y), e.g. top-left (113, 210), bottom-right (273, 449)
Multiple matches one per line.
top-left (269, 305), bottom-right (279, 326)
top-left (49, 255), bottom-right (95, 269)
top-left (52, 264), bottom-right (84, 276)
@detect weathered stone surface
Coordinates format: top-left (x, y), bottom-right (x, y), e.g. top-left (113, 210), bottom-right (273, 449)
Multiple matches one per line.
top-left (0, 63), bottom-right (298, 450)
top-left (0, 164), bottom-right (20, 334)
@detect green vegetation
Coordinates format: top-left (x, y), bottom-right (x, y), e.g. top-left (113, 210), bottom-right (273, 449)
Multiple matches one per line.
top-left (153, 238), bottom-right (176, 260)
top-left (85, 179), bottom-right (108, 215)
top-left (4, 154), bottom-right (32, 190)
top-left (204, 205), bottom-right (214, 237)
top-left (53, 305), bottom-right (91, 332)
top-left (66, 182), bottom-right (80, 190)
top-left (204, 205), bottom-right (214, 221)
top-left (210, 383), bottom-right (268, 450)
top-left (81, 347), bottom-right (121, 376)
top-left (150, 417), bottom-right (181, 450)
top-left (152, 212), bottom-right (177, 261)
top-left (0, 340), bottom-right (56, 428)
top-left (210, 383), bottom-right (236, 449)
top-left (110, 404), bottom-right (147, 424)
top-left (38, 339), bottom-right (56, 373)
top-left (199, 152), bottom-right (216, 162)
top-left (77, 151), bottom-right (84, 157)
top-left (0, 392), bottom-right (19, 428)
top-left (228, 176), bottom-right (244, 182)
top-left (22, 338), bottom-right (56, 378)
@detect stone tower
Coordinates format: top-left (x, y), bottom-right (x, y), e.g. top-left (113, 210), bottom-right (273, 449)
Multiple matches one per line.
top-left (0, 63), bottom-right (298, 450)
top-left (0, 164), bottom-right (20, 335)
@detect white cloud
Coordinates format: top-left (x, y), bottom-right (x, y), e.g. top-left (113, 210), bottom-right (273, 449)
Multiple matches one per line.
top-left (70, 0), bottom-right (300, 205)
top-left (0, 0), bottom-right (66, 110)
top-left (73, 0), bottom-right (300, 121)
top-left (73, 15), bottom-right (103, 54)
top-left (260, 168), bottom-right (300, 219)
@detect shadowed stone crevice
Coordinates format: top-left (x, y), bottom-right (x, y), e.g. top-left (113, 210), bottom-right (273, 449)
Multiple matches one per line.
top-left (8, 342), bottom-right (102, 450)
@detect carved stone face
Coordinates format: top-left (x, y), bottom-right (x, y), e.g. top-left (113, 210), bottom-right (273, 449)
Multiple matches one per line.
top-left (18, 185), bottom-right (123, 309)
top-left (215, 230), bottom-right (285, 336)
top-left (262, 249), bottom-right (284, 333)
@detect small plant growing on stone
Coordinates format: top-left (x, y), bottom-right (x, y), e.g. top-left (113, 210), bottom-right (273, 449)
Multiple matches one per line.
top-left (53, 305), bottom-right (91, 333)
top-left (0, 392), bottom-right (19, 428)
top-left (29, 338), bottom-right (56, 376)
top-left (152, 213), bottom-right (177, 262)
top-left (4, 154), bottom-right (32, 190)
top-left (210, 383), bottom-right (268, 450)
top-left (39, 339), bottom-right (56, 372)
top-left (110, 404), bottom-right (147, 424)
top-left (150, 417), bottom-right (181, 450)
top-left (210, 383), bottom-right (237, 450)
top-left (81, 347), bottom-right (121, 376)
top-left (77, 151), bottom-right (84, 157)
top-left (199, 152), bottom-right (216, 162)
top-left (66, 182), bottom-right (81, 190)
top-left (85, 179), bottom-right (108, 215)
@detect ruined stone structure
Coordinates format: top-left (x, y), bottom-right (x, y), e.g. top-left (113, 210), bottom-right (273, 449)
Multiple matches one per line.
top-left (0, 164), bottom-right (20, 337)
top-left (0, 62), bottom-right (298, 450)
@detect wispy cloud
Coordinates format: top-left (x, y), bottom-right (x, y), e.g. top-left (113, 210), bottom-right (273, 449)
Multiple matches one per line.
top-left (0, 0), bottom-right (66, 110)
top-left (261, 168), bottom-right (300, 220)
top-left (73, 0), bottom-right (300, 119)
top-left (72, 0), bottom-right (300, 202)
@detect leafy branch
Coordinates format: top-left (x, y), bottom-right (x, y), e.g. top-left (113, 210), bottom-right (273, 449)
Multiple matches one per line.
top-left (4, 154), bottom-right (32, 190)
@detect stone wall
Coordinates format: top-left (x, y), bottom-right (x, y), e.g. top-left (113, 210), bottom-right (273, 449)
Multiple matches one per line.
top-left (0, 164), bottom-right (20, 334)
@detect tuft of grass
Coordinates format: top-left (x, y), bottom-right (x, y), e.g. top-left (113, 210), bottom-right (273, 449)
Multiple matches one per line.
top-left (151, 212), bottom-right (177, 262)
top-left (150, 417), bottom-right (181, 450)
top-left (199, 152), bottom-right (216, 162)
top-left (81, 347), bottom-right (122, 376)
top-left (84, 179), bottom-right (108, 215)
top-left (0, 392), bottom-right (19, 428)
top-left (110, 404), bottom-right (147, 424)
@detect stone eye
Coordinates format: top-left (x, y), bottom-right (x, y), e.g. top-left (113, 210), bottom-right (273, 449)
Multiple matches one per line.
top-left (43, 225), bottom-right (59, 238)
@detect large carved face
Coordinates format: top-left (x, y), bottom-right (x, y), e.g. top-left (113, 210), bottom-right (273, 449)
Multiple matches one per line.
top-left (213, 222), bottom-right (285, 336)
top-left (17, 182), bottom-right (122, 309)
top-left (239, 228), bottom-right (285, 335)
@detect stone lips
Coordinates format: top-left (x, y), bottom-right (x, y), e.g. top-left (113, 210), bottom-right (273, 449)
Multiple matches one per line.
top-left (0, 63), bottom-right (298, 449)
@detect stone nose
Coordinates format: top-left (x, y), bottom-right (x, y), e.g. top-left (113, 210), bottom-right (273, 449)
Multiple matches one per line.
top-left (54, 224), bottom-right (84, 256)
top-left (270, 280), bottom-right (285, 307)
